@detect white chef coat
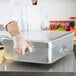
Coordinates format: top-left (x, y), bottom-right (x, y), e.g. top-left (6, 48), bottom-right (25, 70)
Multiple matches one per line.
top-left (4, 0), bottom-right (49, 33)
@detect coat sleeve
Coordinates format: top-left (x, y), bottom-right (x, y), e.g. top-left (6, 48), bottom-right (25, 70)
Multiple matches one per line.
top-left (3, 0), bottom-right (22, 32)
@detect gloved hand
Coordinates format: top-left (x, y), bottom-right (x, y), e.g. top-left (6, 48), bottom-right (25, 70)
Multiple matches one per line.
top-left (14, 36), bottom-right (34, 55)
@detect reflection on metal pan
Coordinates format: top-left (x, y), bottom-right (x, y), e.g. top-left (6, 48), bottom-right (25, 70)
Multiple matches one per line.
top-left (2, 31), bottom-right (74, 64)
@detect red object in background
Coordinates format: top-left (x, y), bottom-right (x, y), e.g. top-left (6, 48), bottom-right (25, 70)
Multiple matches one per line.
top-left (49, 21), bottom-right (58, 30)
top-left (74, 17), bottom-right (76, 19)
top-left (70, 28), bottom-right (76, 36)
top-left (70, 17), bottom-right (76, 19)
top-left (53, 21), bottom-right (58, 30)
top-left (49, 20), bottom-right (70, 31)
top-left (64, 21), bottom-right (70, 31)
top-left (65, 26), bottom-right (70, 31)
top-left (66, 21), bottom-right (70, 23)
top-left (49, 25), bottom-right (52, 30)
top-left (70, 17), bottom-right (75, 19)
top-left (53, 25), bottom-right (58, 30)
top-left (49, 21), bottom-right (54, 23)
top-left (57, 21), bottom-right (61, 23)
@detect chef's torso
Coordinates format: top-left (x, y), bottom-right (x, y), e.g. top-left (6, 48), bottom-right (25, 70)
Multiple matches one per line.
top-left (5, 0), bottom-right (48, 33)
top-left (21, 0), bottom-right (44, 32)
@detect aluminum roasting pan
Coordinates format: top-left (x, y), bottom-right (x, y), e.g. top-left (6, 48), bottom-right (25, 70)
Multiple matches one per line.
top-left (3, 31), bottom-right (74, 64)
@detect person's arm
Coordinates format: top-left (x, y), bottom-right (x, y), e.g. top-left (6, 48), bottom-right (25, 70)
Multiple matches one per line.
top-left (6, 21), bottom-right (34, 55)
top-left (4, 0), bottom-right (34, 55)
top-left (6, 21), bottom-right (20, 36)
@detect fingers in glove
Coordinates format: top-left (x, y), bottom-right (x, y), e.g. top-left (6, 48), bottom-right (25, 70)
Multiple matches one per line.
top-left (27, 42), bottom-right (35, 51)
top-left (15, 48), bottom-right (24, 55)
top-left (27, 44), bottom-right (33, 53)
top-left (15, 48), bottom-right (20, 55)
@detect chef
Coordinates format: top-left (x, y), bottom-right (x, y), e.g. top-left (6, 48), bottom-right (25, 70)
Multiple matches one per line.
top-left (4, 0), bottom-right (50, 55)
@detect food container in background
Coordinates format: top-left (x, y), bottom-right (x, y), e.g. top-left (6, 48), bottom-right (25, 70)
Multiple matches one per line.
top-left (57, 26), bottom-right (63, 31)
top-left (49, 21), bottom-right (54, 30)
top-left (65, 21), bottom-right (70, 31)
top-left (49, 21), bottom-right (53, 30)
top-left (53, 21), bottom-right (58, 30)
top-left (69, 17), bottom-right (75, 28)
top-left (57, 21), bottom-right (61, 26)
top-left (70, 28), bottom-right (76, 36)
top-left (49, 25), bottom-right (52, 30)
top-left (66, 21), bottom-right (70, 26)
top-left (61, 21), bottom-right (66, 31)
top-left (65, 26), bottom-right (70, 31)
top-left (49, 21), bottom-right (54, 26)
top-left (57, 21), bottom-right (64, 31)
top-left (49, 21), bottom-right (58, 30)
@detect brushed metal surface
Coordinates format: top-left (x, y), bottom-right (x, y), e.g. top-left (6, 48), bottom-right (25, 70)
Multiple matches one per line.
top-left (2, 31), bottom-right (74, 64)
